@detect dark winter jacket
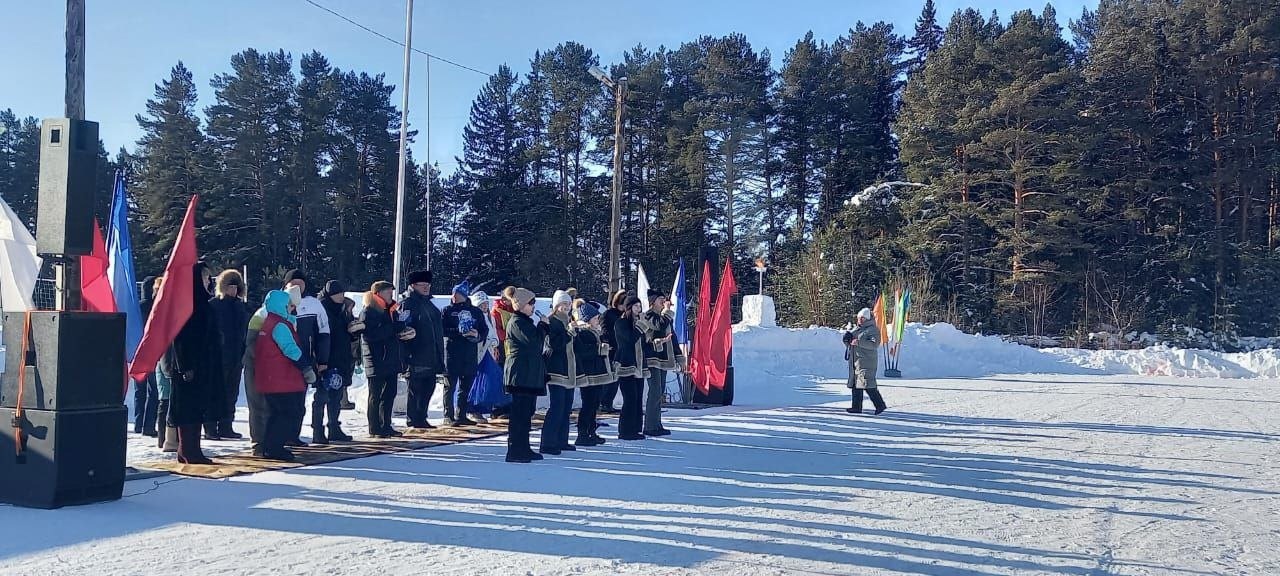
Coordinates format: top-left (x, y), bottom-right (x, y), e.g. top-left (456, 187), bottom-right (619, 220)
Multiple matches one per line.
top-left (359, 292), bottom-right (407, 379)
top-left (442, 299), bottom-right (488, 376)
top-left (503, 310), bottom-right (547, 397)
top-left (210, 295), bottom-right (250, 369)
top-left (398, 290), bottom-right (445, 371)
top-left (139, 276), bottom-right (158, 322)
top-left (612, 313), bottom-right (647, 379)
top-left (642, 309), bottom-right (680, 371)
top-left (601, 308), bottom-right (623, 363)
top-left (319, 292), bottom-right (357, 376)
top-left (545, 312), bottom-right (575, 387)
top-left (168, 264), bottom-right (228, 426)
top-left (572, 323), bottom-right (614, 387)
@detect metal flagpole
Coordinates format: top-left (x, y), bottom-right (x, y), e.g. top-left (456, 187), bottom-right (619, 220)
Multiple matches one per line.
top-left (391, 0), bottom-right (414, 290)
top-left (425, 55), bottom-right (431, 271)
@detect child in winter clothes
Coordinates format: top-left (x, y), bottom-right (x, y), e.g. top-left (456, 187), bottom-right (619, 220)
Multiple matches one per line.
top-left (252, 290), bottom-right (316, 462)
top-left (572, 301), bottom-right (613, 446)
top-left (613, 296), bottom-right (648, 440)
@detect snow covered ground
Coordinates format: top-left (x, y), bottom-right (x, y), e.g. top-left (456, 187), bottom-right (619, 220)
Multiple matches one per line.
top-left (1, 324), bottom-right (1277, 575)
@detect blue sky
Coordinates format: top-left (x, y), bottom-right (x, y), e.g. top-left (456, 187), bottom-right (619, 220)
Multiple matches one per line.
top-left (1, 0), bottom-right (1094, 176)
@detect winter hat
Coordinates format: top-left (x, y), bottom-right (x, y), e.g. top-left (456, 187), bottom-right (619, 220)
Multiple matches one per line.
top-left (507, 287), bottom-right (536, 308)
top-left (552, 290), bottom-right (572, 309)
top-left (216, 269), bottom-right (244, 297)
top-left (286, 285), bottom-right (303, 308)
top-left (575, 304), bottom-right (601, 324)
top-left (407, 270), bottom-right (433, 285)
top-left (452, 280), bottom-right (472, 297)
top-left (283, 269), bottom-right (308, 286)
top-left (857, 308), bottom-right (873, 320)
top-left (320, 280), bottom-right (346, 299)
top-left (646, 288), bottom-right (665, 304)
top-left (469, 290), bottom-right (491, 308)
top-left (624, 295), bottom-right (642, 310)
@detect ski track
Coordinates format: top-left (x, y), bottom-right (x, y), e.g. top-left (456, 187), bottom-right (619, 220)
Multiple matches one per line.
top-left (0, 374), bottom-right (1276, 576)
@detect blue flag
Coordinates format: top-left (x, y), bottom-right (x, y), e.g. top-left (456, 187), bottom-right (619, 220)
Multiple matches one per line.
top-left (670, 258), bottom-right (688, 345)
top-left (106, 171), bottom-right (143, 361)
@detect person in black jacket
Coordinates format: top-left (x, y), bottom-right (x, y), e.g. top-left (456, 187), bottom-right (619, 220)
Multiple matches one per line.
top-left (598, 290), bottom-right (628, 414)
top-left (168, 262), bottom-right (226, 464)
top-left (359, 281), bottom-right (411, 438)
top-left (541, 290), bottom-right (576, 455)
top-left (503, 287), bottom-right (547, 463)
top-left (134, 275), bottom-right (161, 437)
top-left (315, 280), bottom-right (356, 443)
top-left (399, 270), bottom-right (445, 429)
top-left (205, 269), bottom-right (250, 440)
top-left (613, 295), bottom-right (648, 441)
top-left (642, 289), bottom-right (677, 437)
top-left (442, 281), bottom-right (488, 427)
top-left (572, 301), bottom-right (612, 446)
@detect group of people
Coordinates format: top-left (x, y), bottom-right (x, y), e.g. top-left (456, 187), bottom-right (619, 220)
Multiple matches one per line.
top-left (131, 264), bottom-right (686, 466)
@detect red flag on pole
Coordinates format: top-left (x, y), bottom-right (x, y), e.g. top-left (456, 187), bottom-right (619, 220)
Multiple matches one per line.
top-left (79, 220), bottom-right (116, 313)
top-left (689, 260), bottom-right (714, 394)
top-left (128, 195), bottom-right (199, 382)
top-left (706, 258), bottom-right (737, 389)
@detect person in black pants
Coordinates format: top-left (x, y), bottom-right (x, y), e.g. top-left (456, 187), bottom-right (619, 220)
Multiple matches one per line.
top-left (441, 281), bottom-right (487, 427)
top-left (399, 270), bottom-right (445, 429)
top-left (358, 281), bottom-right (410, 438)
top-left (206, 269), bottom-right (250, 440)
top-left (598, 290), bottom-right (628, 414)
top-left (315, 280), bottom-right (356, 443)
top-left (134, 275), bottom-right (161, 437)
top-left (502, 287), bottom-right (548, 463)
top-left (613, 296), bottom-right (648, 440)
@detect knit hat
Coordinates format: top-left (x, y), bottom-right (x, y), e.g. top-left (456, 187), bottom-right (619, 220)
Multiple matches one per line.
top-left (407, 270), bottom-right (433, 285)
top-left (320, 280), bottom-right (346, 299)
top-left (575, 304), bottom-right (601, 324)
top-left (452, 280), bottom-right (472, 297)
top-left (286, 285), bottom-right (303, 308)
top-left (552, 290), bottom-right (572, 309)
top-left (507, 287), bottom-right (536, 308)
top-left (857, 307), bottom-right (873, 320)
top-left (469, 290), bottom-right (491, 308)
top-left (624, 295), bottom-right (642, 309)
top-left (283, 269), bottom-right (308, 285)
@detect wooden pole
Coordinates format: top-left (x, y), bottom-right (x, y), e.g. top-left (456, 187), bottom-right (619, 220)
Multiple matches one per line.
top-left (57, 0), bottom-right (86, 311)
top-left (607, 79), bottom-right (626, 294)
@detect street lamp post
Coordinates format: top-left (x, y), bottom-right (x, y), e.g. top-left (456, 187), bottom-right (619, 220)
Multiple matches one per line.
top-left (591, 66), bottom-right (626, 295)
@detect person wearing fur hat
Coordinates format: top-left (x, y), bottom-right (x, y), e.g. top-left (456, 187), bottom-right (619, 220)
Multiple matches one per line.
top-left (399, 270), bottom-right (445, 429)
top-left (598, 289), bottom-right (629, 414)
top-left (205, 269), bottom-right (250, 440)
top-left (466, 290), bottom-right (510, 422)
top-left (613, 295), bottom-right (649, 440)
top-left (502, 287), bottom-right (548, 463)
top-left (641, 289), bottom-right (677, 437)
top-left (314, 280), bottom-right (356, 443)
top-left (843, 307), bottom-right (886, 414)
top-left (360, 281), bottom-right (412, 437)
top-left (442, 280), bottom-right (488, 426)
top-left (282, 269), bottom-right (331, 447)
top-left (540, 290), bottom-right (577, 455)
top-left (572, 301), bottom-right (612, 446)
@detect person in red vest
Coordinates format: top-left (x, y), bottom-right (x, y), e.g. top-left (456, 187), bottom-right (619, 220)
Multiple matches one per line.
top-left (252, 289), bottom-right (316, 462)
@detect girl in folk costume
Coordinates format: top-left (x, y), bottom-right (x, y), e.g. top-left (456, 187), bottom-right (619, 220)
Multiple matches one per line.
top-left (503, 288), bottom-right (548, 463)
top-left (572, 300), bottom-right (613, 446)
top-left (612, 295), bottom-right (649, 440)
top-left (251, 290), bottom-right (315, 462)
top-left (642, 289), bottom-right (678, 437)
top-left (540, 290), bottom-right (577, 455)
top-left (467, 290), bottom-right (511, 421)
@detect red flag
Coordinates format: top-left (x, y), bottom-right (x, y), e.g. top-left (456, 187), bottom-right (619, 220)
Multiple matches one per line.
top-left (706, 259), bottom-right (737, 389)
top-left (128, 195), bottom-right (199, 382)
top-left (79, 220), bottom-right (116, 313)
top-left (689, 260), bottom-right (714, 394)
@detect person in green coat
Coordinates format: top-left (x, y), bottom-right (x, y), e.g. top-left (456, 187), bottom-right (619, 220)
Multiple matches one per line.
top-left (503, 287), bottom-right (548, 463)
top-left (843, 307), bottom-right (887, 414)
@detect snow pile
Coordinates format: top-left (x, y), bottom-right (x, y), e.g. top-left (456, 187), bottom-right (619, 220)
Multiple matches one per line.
top-left (732, 322), bottom-right (1279, 381)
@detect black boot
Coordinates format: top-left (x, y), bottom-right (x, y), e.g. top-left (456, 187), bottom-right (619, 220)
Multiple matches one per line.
top-left (328, 426), bottom-right (353, 442)
top-left (312, 427), bottom-right (330, 446)
top-left (203, 422), bottom-right (222, 441)
top-left (218, 420), bottom-right (243, 439)
top-left (177, 425), bottom-right (214, 465)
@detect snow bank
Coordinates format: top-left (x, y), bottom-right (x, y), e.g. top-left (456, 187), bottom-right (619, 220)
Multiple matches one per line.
top-left (732, 322), bottom-right (1279, 381)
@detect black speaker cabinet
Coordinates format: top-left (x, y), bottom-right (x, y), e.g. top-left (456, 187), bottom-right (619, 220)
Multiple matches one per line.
top-left (36, 117), bottom-right (99, 257)
top-left (0, 406), bottom-right (126, 509)
top-left (692, 366), bottom-right (735, 406)
top-left (1, 311), bottom-right (125, 411)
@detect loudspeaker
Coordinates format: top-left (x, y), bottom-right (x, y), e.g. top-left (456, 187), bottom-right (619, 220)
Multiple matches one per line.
top-left (36, 117), bottom-right (99, 257)
top-left (0, 406), bottom-right (126, 509)
top-left (1, 311), bottom-right (125, 411)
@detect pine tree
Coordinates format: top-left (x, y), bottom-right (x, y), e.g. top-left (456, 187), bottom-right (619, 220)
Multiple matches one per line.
top-left (0, 110), bottom-right (41, 231)
top-left (293, 51), bottom-right (340, 276)
top-left (907, 0), bottom-right (944, 75)
top-left (774, 33), bottom-right (830, 247)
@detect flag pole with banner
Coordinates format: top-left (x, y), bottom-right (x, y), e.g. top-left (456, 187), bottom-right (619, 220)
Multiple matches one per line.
top-left (106, 170), bottom-right (142, 362)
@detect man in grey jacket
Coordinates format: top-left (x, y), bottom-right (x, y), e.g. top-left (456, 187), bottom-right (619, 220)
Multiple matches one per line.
top-left (843, 308), bottom-right (886, 414)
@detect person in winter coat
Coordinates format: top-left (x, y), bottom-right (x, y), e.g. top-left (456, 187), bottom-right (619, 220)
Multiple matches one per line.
top-left (442, 281), bottom-right (488, 426)
top-left (613, 295), bottom-right (648, 440)
top-left (205, 269), bottom-right (250, 440)
top-left (540, 290), bottom-right (577, 455)
top-left (503, 287), bottom-right (547, 463)
top-left (360, 281), bottom-right (412, 438)
top-left (167, 262), bottom-right (227, 465)
top-left (251, 290), bottom-right (315, 461)
top-left (572, 301), bottom-right (612, 447)
top-left (243, 285), bottom-right (301, 455)
top-left (283, 269), bottom-right (330, 447)
top-left (399, 270), bottom-right (445, 429)
top-left (491, 286), bottom-right (518, 362)
top-left (843, 307), bottom-right (887, 414)
top-left (134, 275), bottom-right (160, 437)
top-left (598, 290), bottom-right (628, 414)
top-left (315, 280), bottom-right (356, 443)
top-left (642, 289), bottom-right (677, 437)
top-left (466, 290), bottom-right (509, 421)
